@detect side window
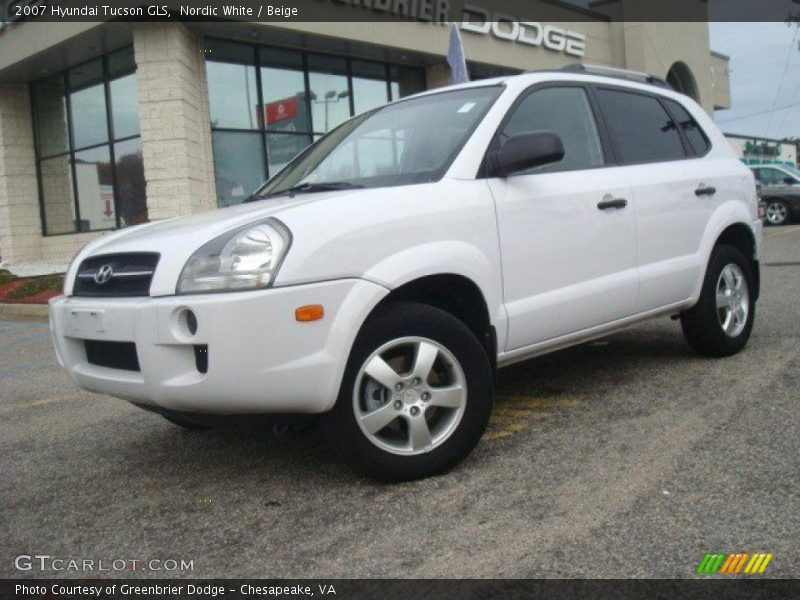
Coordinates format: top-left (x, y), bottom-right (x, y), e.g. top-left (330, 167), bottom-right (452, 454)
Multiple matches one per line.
top-left (764, 169), bottom-right (788, 185)
top-left (498, 86), bottom-right (604, 174)
top-left (664, 99), bottom-right (711, 156)
top-left (752, 169), bottom-right (766, 184)
top-left (757, 168), bottom-right (783, 185)
top-left (596, 88), bottom-right (687, 164)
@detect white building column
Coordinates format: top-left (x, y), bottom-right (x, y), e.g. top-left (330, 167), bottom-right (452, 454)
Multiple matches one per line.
top-left (0, 84), bottom-right (42, 265)
top-left (133, 23), bottom-right (216, 220)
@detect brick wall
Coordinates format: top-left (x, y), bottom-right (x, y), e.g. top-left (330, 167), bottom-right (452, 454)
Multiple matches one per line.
top-left (41, 230), bottom-right (102, 263)
top-left (0, 84), bottom-right (42, 264)
top-left (134, 23), bottom-right (216, 220)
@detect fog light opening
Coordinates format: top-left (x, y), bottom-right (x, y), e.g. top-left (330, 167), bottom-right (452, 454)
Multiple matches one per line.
top-left (177, 308), bottom-right (198, 337)
top-left (194, 345), bottom-right (208, 374)
top-left (186, 310), bottom-right (198, 335)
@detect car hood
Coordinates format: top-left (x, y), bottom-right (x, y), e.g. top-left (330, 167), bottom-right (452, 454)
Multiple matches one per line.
top-left (66, 190), bottom-right (355, 296)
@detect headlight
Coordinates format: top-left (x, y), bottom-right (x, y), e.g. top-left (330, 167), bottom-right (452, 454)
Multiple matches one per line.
top-left (176, 218), bottom-right (291, 294)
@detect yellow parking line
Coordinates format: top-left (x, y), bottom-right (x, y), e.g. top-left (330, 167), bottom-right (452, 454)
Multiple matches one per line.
top-left (0, 395), bottom-right (72, 414)
top-left (493, 407), bottom-right (540, 419)
top-left (484, 394), bottom-right (580, 442)
top-left (765, 226), bottom-right (800, 239)
top-left (483, 430), bottom-right (516, 441)
top-left (496, 395), bottom-right (580, 408)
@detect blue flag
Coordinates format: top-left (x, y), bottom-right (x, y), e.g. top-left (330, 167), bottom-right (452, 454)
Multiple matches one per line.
top-left (447, 24), bottom-right (469, 85)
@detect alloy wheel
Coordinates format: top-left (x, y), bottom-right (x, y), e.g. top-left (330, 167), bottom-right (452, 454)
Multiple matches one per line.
top-left (353, 336), bottom-right (467, 456)
top-left (766, 201), bottom-right (788, 225)
top-left (716, 263), bottom-right (749, 338)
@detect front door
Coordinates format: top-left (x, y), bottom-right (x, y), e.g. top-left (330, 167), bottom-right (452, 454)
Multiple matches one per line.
top-left (487, 85), bottom-right (638, 351)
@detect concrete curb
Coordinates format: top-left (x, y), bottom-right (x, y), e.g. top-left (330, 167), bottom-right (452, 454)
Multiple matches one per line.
top-left (0, 303), bottom-right (48, 320)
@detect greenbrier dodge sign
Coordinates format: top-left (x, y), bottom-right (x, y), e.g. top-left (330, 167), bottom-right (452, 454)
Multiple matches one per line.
top-left (327, 0), bottom-right (588, 57)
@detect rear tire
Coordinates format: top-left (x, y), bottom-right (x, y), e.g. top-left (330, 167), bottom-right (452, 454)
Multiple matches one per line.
top-left (765, 199), bottom-right (790, 226)
top-left (322, 301), bottom-right (494, 482)
top-left (680, 244), bottom-right (755, 357)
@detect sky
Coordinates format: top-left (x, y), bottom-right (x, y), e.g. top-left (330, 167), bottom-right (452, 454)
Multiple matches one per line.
top-left (710, 22), bottom-right (800, 140)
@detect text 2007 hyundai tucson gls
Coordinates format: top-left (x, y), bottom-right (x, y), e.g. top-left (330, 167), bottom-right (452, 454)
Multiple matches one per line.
top-left (50, 66), bottom-right (762, 481)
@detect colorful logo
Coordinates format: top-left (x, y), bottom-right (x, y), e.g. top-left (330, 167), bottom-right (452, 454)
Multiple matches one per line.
top-left (696, 552), bottom-right (773, 575)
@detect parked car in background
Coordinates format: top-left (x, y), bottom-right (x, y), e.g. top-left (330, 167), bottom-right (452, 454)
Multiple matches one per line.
top-left (751, 165), bottom-right (800, 226)
top-left (50, 66), bottom-right (762, 481)
top-left (755, 181), bottom-right (767, 223)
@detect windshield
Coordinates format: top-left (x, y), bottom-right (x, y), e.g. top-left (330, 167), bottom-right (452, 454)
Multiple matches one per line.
top-left (784, 165), bottom-right (800, 180)
top-left (255, 85), bottom-right (503, 199)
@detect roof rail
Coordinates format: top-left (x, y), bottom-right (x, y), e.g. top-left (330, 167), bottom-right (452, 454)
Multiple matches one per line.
top-left (557, 63), bottom-right (674, 90)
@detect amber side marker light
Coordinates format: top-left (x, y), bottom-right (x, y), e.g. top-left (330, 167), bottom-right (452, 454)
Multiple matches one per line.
top-left (295, 304), bottom-right (324, 322)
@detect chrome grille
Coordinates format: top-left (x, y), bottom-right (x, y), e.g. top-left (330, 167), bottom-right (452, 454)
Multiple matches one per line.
top-left (73, 253), bottom-right (159, 297)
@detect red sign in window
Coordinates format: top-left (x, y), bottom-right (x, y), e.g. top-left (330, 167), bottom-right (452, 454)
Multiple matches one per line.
top-left (265, 97), bottom-right (298, 124)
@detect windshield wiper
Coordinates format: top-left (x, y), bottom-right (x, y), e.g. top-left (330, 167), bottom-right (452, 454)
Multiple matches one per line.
top-left (255, 181), bottom-right (364, 201)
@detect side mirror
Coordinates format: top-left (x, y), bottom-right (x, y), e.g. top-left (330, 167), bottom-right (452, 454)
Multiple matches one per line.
top-left (489, 132), bottom-right (565, 177)
top-left (783, 176), bottom-right (796, 186)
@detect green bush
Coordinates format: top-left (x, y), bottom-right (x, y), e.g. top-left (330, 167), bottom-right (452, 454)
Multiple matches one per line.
top-left (7, 274), bottom-right (64, 299)
top-left (0, 270), bottom-right (16, 286)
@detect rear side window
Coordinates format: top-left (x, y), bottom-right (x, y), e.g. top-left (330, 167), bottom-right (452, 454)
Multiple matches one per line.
top-left (596, 89), bottom-right (686, 164)
top-left (664, 99), bottom-right (711, 156)
top-left (498, 86), bottom-right (604, 174)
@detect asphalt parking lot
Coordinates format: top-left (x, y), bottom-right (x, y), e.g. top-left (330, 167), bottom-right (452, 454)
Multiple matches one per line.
top-left (2, 226), bottom-right (799, 580)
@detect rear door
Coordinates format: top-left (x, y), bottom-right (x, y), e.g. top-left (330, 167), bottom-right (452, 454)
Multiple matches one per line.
top-left (594, 88), bottom-right (717, 311)
top-left (487, 84), bottom-right (638, 350)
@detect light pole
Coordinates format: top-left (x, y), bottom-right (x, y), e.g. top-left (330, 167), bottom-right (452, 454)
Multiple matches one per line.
top-left (312, 89), bottom-right (349, 132)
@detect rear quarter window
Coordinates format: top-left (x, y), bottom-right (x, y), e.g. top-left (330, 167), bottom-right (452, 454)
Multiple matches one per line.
top-left (664, 99), bottom-right (712, 156)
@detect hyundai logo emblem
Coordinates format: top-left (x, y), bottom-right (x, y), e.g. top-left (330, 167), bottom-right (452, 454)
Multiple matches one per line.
top-left (93, 265), bottom-right (114, 285)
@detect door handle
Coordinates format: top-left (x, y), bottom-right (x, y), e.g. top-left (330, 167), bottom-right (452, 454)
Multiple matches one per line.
top-left (695, 185), bottom-right (717, 197)
top-left (597, 197), bottom-right (628, 210)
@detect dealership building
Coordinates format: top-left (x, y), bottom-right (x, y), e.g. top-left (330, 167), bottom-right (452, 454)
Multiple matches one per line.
top-left (0, 0), bottom-right (732, 269)
top-left (726, 134), bottom-right (798, 169)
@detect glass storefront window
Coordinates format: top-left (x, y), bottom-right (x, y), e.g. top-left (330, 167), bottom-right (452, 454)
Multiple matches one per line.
top-left (107, 47), bottom-right (136, 78)
top-left (32, 47), bottom-right (144, 235)
top-left (260, 49), bottom-right (308, 134)
top-left (205, 38), bottom-right (426, 208)
top-left (109, 74), bottom-right (140, 139)
top-left (390, 65), bottom-right (427, 101)
top-left (212, 131), bottom-right (266, 208)
top-left (69, 60), bottom-right (108, 149)
top-left (32, 75), bottom-right (69, 158)
top-left (266, 133), bottom-right (312, 175)
top-left (114, 138), bottom-right (147, 227)
top-left (206, 61), bottom-right (259, 130)
top-left (74, 145), bottom-right (114, 232)
top-left (205, 38), bottom-right (254, 63)
top-left (352, 61), bottom-right (389, 115)
top-left (308, 55), bottom-right (350, 134)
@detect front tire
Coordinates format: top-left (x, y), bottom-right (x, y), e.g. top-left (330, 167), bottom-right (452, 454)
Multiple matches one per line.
top-left (680, 244), bottom-right (755, 357)
top-left (322, 302), bottom-right (494, 482)
top-left (765, 199), bottom-right (790, 226)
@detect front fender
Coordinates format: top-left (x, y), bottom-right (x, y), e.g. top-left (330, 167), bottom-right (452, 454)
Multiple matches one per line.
top-left (361, 240), bottom-right (506, 348)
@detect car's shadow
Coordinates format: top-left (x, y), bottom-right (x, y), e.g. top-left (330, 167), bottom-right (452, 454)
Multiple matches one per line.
top-left (107, 322), bottom-right (700, 484)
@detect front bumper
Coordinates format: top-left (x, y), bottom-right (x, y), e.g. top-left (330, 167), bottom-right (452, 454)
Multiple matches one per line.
top-left (49, 279), bottom-right (387, 414)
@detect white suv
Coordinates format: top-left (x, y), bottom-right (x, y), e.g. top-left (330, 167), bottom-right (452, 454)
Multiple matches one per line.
top-left (50, 67), bottom-right (762, 481)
